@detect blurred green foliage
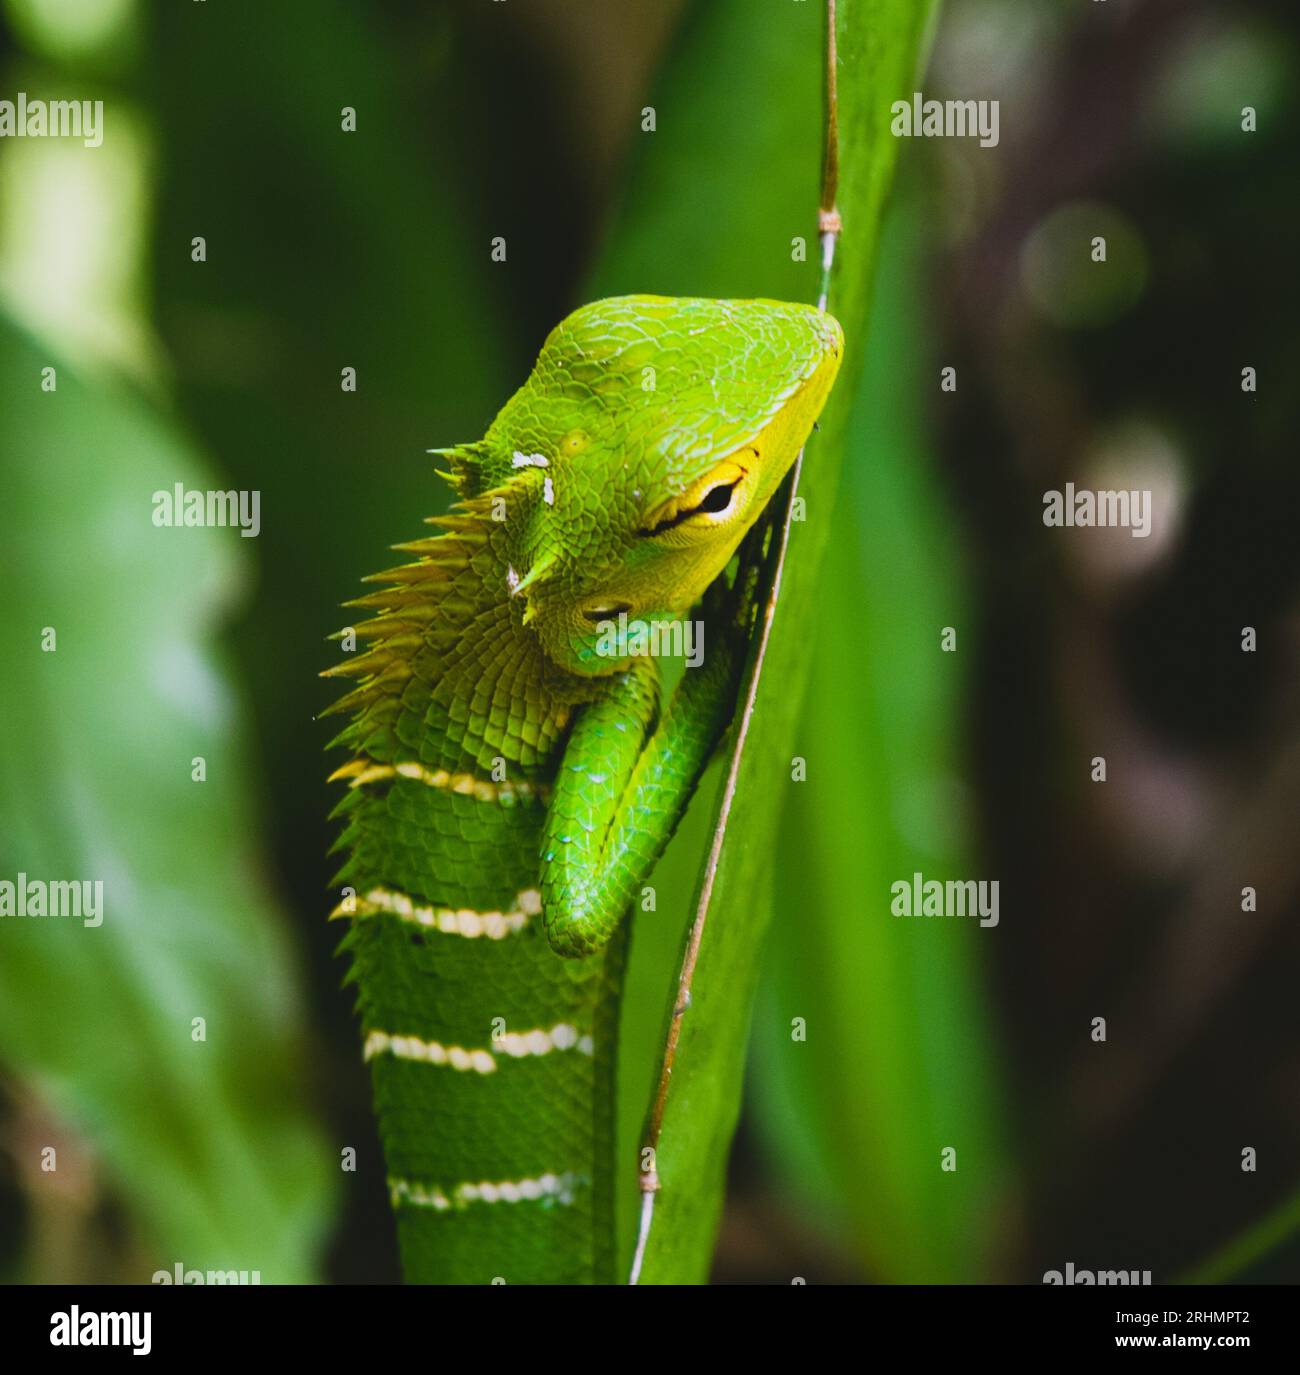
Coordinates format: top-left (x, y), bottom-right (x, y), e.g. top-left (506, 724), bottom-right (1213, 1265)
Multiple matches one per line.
top-left (0, 317), bottom-right (331, 1280)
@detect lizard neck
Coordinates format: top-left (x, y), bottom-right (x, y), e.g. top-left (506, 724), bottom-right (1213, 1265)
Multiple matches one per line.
top-left (327, 512), bottom-right (606, 785)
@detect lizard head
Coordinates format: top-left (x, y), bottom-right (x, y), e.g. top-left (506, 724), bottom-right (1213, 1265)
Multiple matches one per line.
top-left (478, 294), bottom-right (844, 675)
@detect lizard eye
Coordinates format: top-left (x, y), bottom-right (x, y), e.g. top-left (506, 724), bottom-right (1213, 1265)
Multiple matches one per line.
top-left (581, 601), bottom-right (632, 624)
top-left (639, 457), bottom-right (751, 537)
top-left (694, 478), bottom-right (740, 515)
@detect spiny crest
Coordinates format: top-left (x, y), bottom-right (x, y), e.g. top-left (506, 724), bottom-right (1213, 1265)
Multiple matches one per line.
top-left (426, 439), bottom-right (494, 499)
top-left (320, 461), bottom-right (553, 726)
top-left (455, 465), bottom-right (561, 622)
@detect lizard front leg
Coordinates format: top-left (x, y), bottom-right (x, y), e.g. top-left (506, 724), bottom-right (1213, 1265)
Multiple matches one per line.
top-left (541, 607), bottom-right (743, 959)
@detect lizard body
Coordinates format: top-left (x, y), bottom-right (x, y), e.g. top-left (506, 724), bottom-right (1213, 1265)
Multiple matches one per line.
top-left (325, 294), bottom-right (842, 1282)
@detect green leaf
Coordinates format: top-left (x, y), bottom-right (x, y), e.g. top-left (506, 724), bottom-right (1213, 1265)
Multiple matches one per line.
top-left (0, 317), bottom-right (333, 1281)
top-left (751, 194), bottom-right (1009, 1283)
top-left (588, 0), bottom-right (943, 1282)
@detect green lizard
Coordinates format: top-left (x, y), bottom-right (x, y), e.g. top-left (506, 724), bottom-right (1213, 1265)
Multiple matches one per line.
top-left (324, 294), bottom-right (842, 1283)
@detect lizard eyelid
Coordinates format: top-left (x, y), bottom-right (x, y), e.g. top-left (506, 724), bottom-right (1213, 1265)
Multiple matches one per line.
top-left (637, 457), bottom-right (751, 537)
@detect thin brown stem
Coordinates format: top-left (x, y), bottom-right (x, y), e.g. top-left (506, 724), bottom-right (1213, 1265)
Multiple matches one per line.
top-left (817, 0), bottom-right (841, 311)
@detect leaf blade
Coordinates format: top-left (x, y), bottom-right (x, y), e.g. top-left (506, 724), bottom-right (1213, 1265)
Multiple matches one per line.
top-left (586, 0), bottom-right (944, 1283)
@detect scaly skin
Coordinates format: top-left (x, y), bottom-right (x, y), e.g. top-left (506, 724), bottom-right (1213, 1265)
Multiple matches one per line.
top-left (325, 296), bottom-right (842, 1283)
